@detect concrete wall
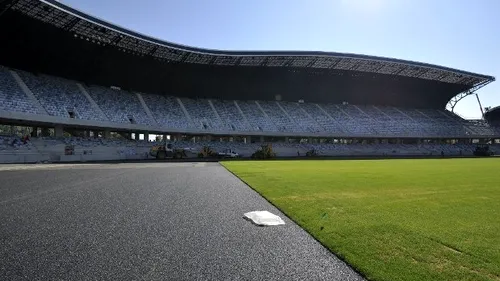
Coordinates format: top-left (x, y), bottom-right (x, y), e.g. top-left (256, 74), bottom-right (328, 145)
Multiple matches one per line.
top-left (0, 153), bottom-right (50, 164)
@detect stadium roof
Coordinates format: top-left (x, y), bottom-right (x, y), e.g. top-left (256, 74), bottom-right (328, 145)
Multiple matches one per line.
top-left (484, 105), bottom-right (500, 121)
top-left (5, 0), bottom-right (495, 90)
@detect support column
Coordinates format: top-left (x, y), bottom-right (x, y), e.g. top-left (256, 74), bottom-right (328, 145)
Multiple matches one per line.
top-left (104, 130), bottom-right (111, 139)
top-left (31, 127), bottom-right (38, 137)
top-left (144, 133), bottom-right (149, 142)
top-left (134, 133), bottom-right (140, 141)
top-left (41, 128), bottom-right (50, 137)
top-left (54, 125), bottom-right (64, 138)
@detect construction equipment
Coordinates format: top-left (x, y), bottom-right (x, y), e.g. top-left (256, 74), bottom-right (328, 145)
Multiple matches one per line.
top-left (149, 142), bottom-right (188, 159)
top-left (473, 144), bottom-right (494, 157)
top-left (198, 146), bottom-right (218, 158)
top-left (251, 144), bottom-right (276, 159)
top-left (306, 149), bottom-right (318, 157)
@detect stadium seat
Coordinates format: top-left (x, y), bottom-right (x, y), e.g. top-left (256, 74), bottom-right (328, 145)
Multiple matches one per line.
top-left (86, 85), bottom-right (154, 125)
top-left (17, 71), bottom-right (108, 121)
top-left (0, 67), bottom-right (40, 114)
top-left (0, 65), bottom-right (496, 139)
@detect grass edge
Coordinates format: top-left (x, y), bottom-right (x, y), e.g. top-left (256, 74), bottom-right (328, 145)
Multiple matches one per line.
top-left (219, 161), bottom-right (370, 281)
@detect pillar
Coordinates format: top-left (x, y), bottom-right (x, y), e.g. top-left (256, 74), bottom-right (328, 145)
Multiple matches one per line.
top-left (144, 133), bottom-right (149, 142)
top-left (104, 130), bottom-right (111, 139)
top-left (54, 125), bottom-right (64, 138)
top-left (134, 133), bottom-right (140, 141)
top-left (41, 128), bottom-right (50, 137)
top-left (31, 127), bottom-right (38, 137)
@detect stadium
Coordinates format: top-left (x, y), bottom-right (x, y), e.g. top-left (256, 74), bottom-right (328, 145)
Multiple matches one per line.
top-left (0, 1), bottom-right (499, 281)
top-left (0, 0), bottom-right (499, 162)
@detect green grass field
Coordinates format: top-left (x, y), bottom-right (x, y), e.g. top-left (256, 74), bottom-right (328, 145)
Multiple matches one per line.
top-left (222, 159), bottom-right (500, 281)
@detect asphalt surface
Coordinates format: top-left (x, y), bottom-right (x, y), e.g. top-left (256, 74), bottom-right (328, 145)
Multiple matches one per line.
top-left (0, 162), bottom-right (365, 281)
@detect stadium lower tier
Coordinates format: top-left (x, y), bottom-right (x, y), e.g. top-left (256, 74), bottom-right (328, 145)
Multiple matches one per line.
top-left (1, 135), bottom-right (499, 164)
top-left (1, 65), bottom-right (499, 138)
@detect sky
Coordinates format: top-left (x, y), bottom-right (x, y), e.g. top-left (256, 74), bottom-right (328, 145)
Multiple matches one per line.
top-left (61, 0), bottom-right (500, 119)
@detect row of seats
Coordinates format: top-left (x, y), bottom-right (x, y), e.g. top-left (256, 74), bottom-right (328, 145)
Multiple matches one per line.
top-left (35, 136), bottom-right (152, 148)
top-left (17, 71), bottom-right (107, 121)
top-left (12, 135), bottom-right (498, 157)
top-left (141, 94), bottom-right (191, 129)
top-left (0, 135), bottom-right (35, 152)
top-left (86, 85), bottom-right (155, 125)
top-left (1, 66), bottom-right (499, 137)
top-left (0, 66), bottom-right (40, 114)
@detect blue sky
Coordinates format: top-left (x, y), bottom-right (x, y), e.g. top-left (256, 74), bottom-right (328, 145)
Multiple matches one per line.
top-left (62, 0), bottom-right (499, 119)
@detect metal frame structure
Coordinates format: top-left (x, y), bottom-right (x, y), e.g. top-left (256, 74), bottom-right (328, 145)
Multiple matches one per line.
top-left (5, 0), bottom-right (495, 92)
top-left (446, 80), bottom-right (494, 113)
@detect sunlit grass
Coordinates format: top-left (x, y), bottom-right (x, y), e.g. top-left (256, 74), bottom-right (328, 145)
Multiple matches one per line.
top-left (222, 159), bottom-right (500, 281)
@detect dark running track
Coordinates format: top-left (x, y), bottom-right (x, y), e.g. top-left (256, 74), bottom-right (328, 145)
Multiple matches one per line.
top-left (0, 163), bottom-right (364, 281)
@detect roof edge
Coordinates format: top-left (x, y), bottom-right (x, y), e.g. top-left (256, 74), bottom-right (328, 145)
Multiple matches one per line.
top-left (41, 0), bottom-right (494, 82)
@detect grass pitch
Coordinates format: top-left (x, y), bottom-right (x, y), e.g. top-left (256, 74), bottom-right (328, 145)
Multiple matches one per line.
top-left (222, 159), bottom-right (500, 281)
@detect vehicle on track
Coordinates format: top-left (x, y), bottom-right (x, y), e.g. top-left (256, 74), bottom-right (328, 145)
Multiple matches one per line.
top-left (150, 143), bottom-right (190, 159)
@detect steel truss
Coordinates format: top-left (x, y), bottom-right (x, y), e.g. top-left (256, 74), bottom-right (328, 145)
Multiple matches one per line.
top-left (447, 79), bottom-right (495, 112)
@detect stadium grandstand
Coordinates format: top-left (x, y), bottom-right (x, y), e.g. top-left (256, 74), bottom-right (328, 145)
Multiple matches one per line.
top-left (485, 106), bottom-right (500, 126)
top-left (0, 0), bottom-right (499, 163)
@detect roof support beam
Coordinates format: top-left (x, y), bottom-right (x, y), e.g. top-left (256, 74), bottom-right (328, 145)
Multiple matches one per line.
top-left (447, 91), bottom-right (472, 113)
top-left (306, 58), bottom-right (318, 67)
top-left (436, 73), bottom-right (449, 81)
top-left (208, 56), bottom-right (217, 65)
top-left (393, 67), bottom-right (407, 76)
top-left (330, 58), bottom-right (342, 69)
top-left (233, 57), bottom-right (243, 66)
top-left (148, 46), bottom-right (158, 56)
top-left (283, 58), bottom-right (293, 67)
top-left (446, 79), bottom-right (494, 112)
top-left (63, 17), bottom-right (81, 31)
top-left (374, 64), bottom-right (386, 72)
top-left (0, 0), bottom-right (20, 18)
top-left (261, 57), bottom-right (270, 67)
top-left (178, 52), bottom-right (190, 63)
top-left (349, 61), bottom-right (362, 71)
top-left (415, 68), bottom-right (430, 78)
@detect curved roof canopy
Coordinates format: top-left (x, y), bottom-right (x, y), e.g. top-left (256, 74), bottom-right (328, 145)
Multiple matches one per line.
top-left (6, 0), bottom-right (495, 90)
top-left (484, 106), bottom-right (500, 121)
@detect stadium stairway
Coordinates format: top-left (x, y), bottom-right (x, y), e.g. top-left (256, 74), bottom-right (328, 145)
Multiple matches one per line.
top-left (10, 70), bottom-right (47, 115)
top-left (76, 83), bottom-right (109, 121)
top-left (135, 92), bottom-right (158, 125)
top-left (176, 98), bottom-right (195, 126)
